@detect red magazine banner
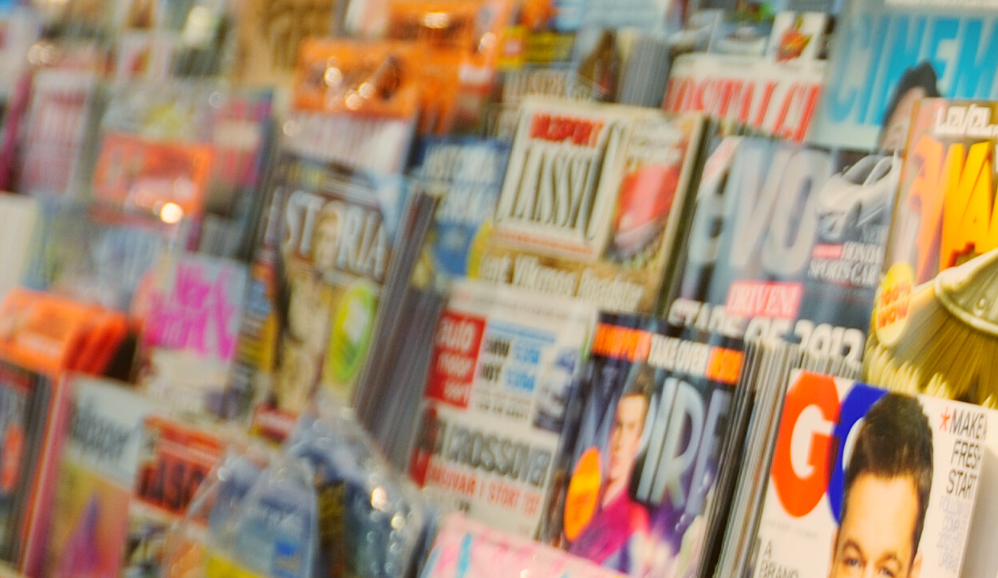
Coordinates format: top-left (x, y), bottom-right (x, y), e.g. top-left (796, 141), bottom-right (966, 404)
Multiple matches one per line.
top-left (424, 311), bottom-right (486, 409)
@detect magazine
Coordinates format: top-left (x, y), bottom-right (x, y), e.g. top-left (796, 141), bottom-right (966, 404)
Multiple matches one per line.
top-left (541, 313), bottom-right (744, 578)
top-left (138, 253), bottom-right (248, 418)
top-left (18, 69), bottom-right (99, 199)
top-left (44, 376), bottom-right (159, 578)
top-left (408, 280), bottom-right (596, 537)
top-left (0, 288), bottom-right (128, 375)
top-left (21, 201), bottom-right (187, 314)
top-left (248, 155), bottom-right (409, 440)
top-left (408, 136), bottom-right (511, 279)
top-left (475, 97), bottom-right (707, 314)
top-left (754, 370), bottom-right (988, 578)
top-left (199, 89), bottom-right (274, 260)
top-left (811, 1), bottom-right (998, 150)
top-left (384, 0), bottom-right (514, 134)
top-left (422, 514), bottom-right (624, 578)
top-left (865, 97), bottom-right (998, 402)
top-left (663, 136), bottom-right (894, 362)
top-left (128, 416), bottom-right (225, 578)
top-left (862, 98), bottom-right (998, 578)
top-left (285, 39), bottom-right (419, 174)
top-left (91, 132), bottom-right (216, 221)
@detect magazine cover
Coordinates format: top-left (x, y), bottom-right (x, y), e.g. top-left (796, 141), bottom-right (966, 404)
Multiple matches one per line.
top-left (249, 155), bottom-right (408, 439)
top-left (22, 200), bottom-right (188, 314)
top-left (862, 98), bottom-right (998, 578)
top-left (754, 370), bottom-right (987, 578)
top-left (422, 514), bottom-right (624, 578)
top-left (286, 39), bottom-right (419, 174)
top-left (138, 253), bottom-right (248, 418)
top-left (44, 376), bottom-right (159, 578)
top-left (542, 314), bottom-right (744, 577)
top-left (408, 280), bottom-right (596, 537)
top-left (200, 90), bottom-right (274, 260)
top-left (408, 136), bottom-right (511, 278)
top-left (663, 53), bottom-right (825, 142)
top-left (664, 136), bottom-right (895, 363)
top-left (18, 69), bottom-right (99, 198)
top-left (384, 0), bottom-right (515, 133)
top-left (811, 2), bottom-right (998, 150)
top-left (0, 289), bottom-right (119, 374)
top-left (476, 98), bottom-right (707, 314)
top-left (127, 416), bottom-right (224, 578)
top-left (91, 132), bottom-right (216, 221)
top-left (865, 98), bottom-right (998, 406)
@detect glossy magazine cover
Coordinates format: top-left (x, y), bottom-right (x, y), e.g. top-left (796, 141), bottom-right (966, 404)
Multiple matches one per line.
top-left (138, 253), bottom-right (248, 417)
top-left (91, 132), bottom-right (216, 220)
top-left (18, 69), bottom-right (98, 198)
top-left (754, 370), bottom-right (987, 578)
top-left (127, 417), bottom-right (224, 578)
top-left (422, 514), bottom-right (624, 578)
top-left (250, 155), bottom-right (408, 439)
top-left (476, 98), bottom-right (706, 314)
top-left (22, 204), bottom-right (184, 314)
top-left (865, 99), bottom-right (998, 405)
top-left (811, 1), bottom-right (998, 150)
top-left (45, 377), bottom-right (158, 578)
top-left (861, 100), bottom-right (998, 578)
top-left (409, 280), bottom-right (595, 537)
top-left (664, 136), bottom-right (894, 363)
top-left (408, 136), bottom-right (511, 278)
top-left (542, 314), bottom-right (744, 578)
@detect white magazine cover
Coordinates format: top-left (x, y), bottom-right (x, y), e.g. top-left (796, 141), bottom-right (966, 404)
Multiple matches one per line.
top-left (493, 97), bottom-right (660, 261)
top-left (60, 376), bottom-right (159, 486)
top-left (409, 279), bottom-right (596, 537)
top-left (754, 370), bottom-right (986, 578)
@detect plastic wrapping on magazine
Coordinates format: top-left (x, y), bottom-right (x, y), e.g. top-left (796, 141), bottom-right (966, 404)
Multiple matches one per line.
top-left (287, 398), bottom-right (432, 578)
top-left (163, 445), bottom-right (273, 578)
top-left (227, 455), bottom-right (318, 578)
top-left (164, 401), bottom-right (433, 578)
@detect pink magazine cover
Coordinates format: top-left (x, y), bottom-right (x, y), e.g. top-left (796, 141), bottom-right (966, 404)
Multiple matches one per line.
top-left (423, 513), bottom-right (625, 578)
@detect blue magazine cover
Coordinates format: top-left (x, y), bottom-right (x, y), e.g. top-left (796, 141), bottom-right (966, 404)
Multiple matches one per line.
top-left (811, 0), bottom-right (998, 150)
top-left (662, 137), bottom-right (893, 363)
top-left (409, 136), bottom-right (510, 279)
top-left (542, 314), bottom-right (745, 578)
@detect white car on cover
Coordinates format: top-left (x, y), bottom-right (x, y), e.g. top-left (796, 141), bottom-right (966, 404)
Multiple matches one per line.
top-left (816, 154), bottom-right (899, 241)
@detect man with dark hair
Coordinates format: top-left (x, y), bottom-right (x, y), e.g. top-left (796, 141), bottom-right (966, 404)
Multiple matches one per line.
top-left (830, 393), bottom-right (933, 578)
top-left (879, 61), bottom-right (941, 151)
top-left (569, 364), bottom-right (655, 576)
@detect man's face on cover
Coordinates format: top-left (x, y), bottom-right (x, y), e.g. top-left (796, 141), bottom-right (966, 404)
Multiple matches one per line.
top-left (608, 394), bottom-right (646, 484)
top-left (880, 87), bottom-right (925, 151)
top-left (831, 473), bottom-right (922, 578)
